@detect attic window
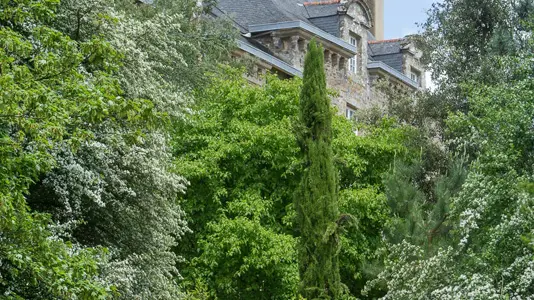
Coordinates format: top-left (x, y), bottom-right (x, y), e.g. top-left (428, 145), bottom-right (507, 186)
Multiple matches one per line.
top-left (410, 67), bottom-right (421, 85)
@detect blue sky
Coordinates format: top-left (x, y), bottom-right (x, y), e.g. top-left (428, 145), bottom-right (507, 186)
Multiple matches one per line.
top-left (384, 0), bottom-right (438, 39)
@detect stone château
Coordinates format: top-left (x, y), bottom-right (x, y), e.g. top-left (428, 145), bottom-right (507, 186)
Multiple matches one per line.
top-left (212, 0), bottom-right (426, 119)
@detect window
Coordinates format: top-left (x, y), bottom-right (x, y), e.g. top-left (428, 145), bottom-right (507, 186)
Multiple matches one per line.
top-left (346, 106), bottom-right (359, 135)
top-left (410, 67), bottom-right (421, 85)
top-left (349, 34), bottom-right (359, 74)
top-left (346, 107), bottom-right (356, 121)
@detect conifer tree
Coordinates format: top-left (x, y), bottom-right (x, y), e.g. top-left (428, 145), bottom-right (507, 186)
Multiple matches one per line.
top-left (295, 40), bottom-right (341, 299)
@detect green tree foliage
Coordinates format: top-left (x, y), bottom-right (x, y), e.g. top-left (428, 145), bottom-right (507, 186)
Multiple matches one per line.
top-left (355, 100), bottom-right (468, 297)
top-left (362, 1), bottom-right (534, 298)
top-left (174, 68), bottom-right (302, 299)
top-left (15, 0), bottom-right (534, 297)
top-left (294, 40), bottom-right (342, 299)
top-left (333, 117), bottom-right (418, 298)
top-left (422, 0), bottom-right (534, 109)
top-left (172, 66), bottom-right (418, 299)
top-left (54, 0), bottom-right (236, 116)
top-left (0, 0), bottom-right (143, 297)
top-left (173, 61), bottom-right (426, 299)
top-left (367, 77), bottom-right (534, 299)
top-left (2, 0), bottom-right (463, 299)
top-left (28, 130), bottom-right (190, 299)
top-left (17, 0), bottom-right (235, 298)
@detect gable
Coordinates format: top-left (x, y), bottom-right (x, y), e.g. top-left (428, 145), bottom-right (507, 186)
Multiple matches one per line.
top-left (347, 3), bottom-right (370, 26)
top-left (344, 0), bottom-right (372, 28)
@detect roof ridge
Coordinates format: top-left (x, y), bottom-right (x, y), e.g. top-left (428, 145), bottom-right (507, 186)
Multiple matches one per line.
top-left (303, 0), bottom-right (341, 6)
top-left (368, 38), bottom-right (403, 44)
top-left (271, 0), bottom-right (312, 24)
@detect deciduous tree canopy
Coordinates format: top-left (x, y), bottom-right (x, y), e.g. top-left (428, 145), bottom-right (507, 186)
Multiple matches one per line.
top-left (2, 0), bottom-right (533, 299)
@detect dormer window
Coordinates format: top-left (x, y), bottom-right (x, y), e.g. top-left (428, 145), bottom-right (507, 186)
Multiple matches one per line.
top-left (349, 33), bottom-right (360, 75)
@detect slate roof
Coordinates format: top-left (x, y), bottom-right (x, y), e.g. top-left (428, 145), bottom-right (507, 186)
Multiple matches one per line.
top-left (369, 39), bottom-right (405, 73)
top-left (216, 0), bottom-right (344, 29)
top-left (274, 0), bottom-right (341, 19)
top-left (302, 3), bottom-right (340, 18)
top-left (309, 15), bottom-right (341, 37)
top-left (214, 0), bottom-right (418, 88)
top-left (212, 3), bottom-right (305, 77)
top-left (216, 0), bottom-right (307, 28)
top-left (369, 39), bottom-right (403, 56)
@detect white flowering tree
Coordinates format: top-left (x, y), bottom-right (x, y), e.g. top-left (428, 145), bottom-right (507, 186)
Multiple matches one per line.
top-left (30, 129), bottom-right (190, 298)
top-left (21, 0), bottom-right (236, 298)
top-left (365, 78), bottom-right (534, 299)
top-left (0, 0), bottom-right (152, 297)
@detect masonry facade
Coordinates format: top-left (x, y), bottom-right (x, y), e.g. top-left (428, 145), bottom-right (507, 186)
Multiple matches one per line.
top-left (213, 0), bottom-right (425, 118)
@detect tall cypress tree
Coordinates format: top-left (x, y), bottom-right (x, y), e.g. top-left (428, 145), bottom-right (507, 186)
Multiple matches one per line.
top-left (295, 39), bottom-right (341, 299)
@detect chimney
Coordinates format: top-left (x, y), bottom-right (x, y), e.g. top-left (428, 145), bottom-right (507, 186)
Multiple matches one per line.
top-left (372, 0), bottom-right (384, 40)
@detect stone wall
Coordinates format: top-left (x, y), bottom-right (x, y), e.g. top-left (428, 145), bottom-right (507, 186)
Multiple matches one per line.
top-left (254, 35), bottom-right (306, 70)
top-left (335, 1), bottom-right (375, 112)
top-left (241, 0), bottom-right (417, 115)
top-left (401, 47), bottom-right (426, 89)
top-left (254, 34), bottom-right (354, 74)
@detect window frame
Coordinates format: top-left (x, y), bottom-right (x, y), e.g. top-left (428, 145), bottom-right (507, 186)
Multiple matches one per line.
top-left (410, 67), bottom-right (421, 85)
top-left (349, 33), bottom-right (360, 75)
top-left (346, 107), bottom-right (357, 121)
